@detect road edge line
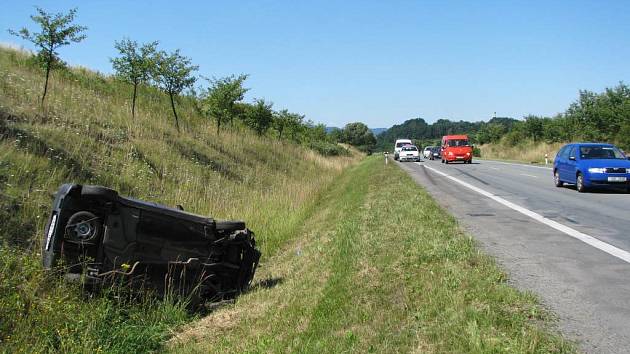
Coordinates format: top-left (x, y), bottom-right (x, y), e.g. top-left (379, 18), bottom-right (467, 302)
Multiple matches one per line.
top-left (419, 163), bottom-right (630, 264)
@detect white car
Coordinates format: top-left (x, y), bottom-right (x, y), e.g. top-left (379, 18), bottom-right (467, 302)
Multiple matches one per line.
top-left (399, 145), bottom-right (420, 162)
top-left (423, 146), bottom-right (433, 159)
top-left (394, 139), bottom-right (412, 160)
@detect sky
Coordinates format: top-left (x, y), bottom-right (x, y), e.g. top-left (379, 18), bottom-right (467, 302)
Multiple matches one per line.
top-left (2, 0), bottom-right (629, 128)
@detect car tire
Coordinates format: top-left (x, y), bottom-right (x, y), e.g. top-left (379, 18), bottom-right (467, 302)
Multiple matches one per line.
top-left (216, 220), bottom-right (246, 232)
top-left (576, 173), bottom-right (587, 193)
top-left (81, 185), bottom-right (118, 201)
top-left (554, 170), bottom-right (563, 187)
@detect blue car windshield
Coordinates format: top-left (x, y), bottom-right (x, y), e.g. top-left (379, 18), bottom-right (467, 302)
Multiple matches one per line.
top-left (579, 146), bottom-right (626, 159)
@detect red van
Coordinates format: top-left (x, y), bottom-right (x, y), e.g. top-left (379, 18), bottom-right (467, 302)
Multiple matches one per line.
top-left (441, 135), bottom-right (473, 164)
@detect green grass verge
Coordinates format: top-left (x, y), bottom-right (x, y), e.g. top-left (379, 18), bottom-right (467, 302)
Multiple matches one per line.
top-left (170, 156), bottom-right (575, 353)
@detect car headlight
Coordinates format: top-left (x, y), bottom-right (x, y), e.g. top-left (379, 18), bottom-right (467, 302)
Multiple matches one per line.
top-left (588, 168), bottom-right (606, 173)
top-left (466, 152), bottom-right (471, 156)
top-left (448, 151), bottom-right (453, 156)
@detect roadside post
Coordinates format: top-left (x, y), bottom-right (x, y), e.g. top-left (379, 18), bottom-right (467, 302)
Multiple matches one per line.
top-left (545, 153), bottom-right (549, 165)
top-left (384, 152), bottom-right (389, 165)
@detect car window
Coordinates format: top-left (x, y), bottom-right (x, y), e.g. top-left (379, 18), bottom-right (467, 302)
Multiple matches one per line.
top-left (568, 146), bottom-right (576, 159)
top-left (396, 142), bottom-right (410, 148)
top-left (558, 145), bottom-right (569, 159)
top-left (402, 146), bottom-right (417, 151)
top-left (579, 145), bottom-right (626, 159)
top-left (447, 139), bottom-right (469, 147)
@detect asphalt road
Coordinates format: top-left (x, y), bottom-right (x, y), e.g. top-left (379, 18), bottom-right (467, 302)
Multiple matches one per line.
top-left (398, 158), bottom-right (630, 354)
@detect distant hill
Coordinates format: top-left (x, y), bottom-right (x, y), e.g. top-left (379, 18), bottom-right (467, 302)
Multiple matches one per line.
top-left (326, 127), bottom-right (388, 136)
top-left (370, 127), bottom-right (388, 136)
top-left (375, 117), bottom-right (518, 150)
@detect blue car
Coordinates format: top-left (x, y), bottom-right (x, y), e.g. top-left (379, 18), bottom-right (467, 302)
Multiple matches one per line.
top-left (553, 143), bottom-right (630, 193)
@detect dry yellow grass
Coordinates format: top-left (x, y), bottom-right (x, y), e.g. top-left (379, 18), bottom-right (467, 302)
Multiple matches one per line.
top-left (478, 140), bottom-right (565, 164)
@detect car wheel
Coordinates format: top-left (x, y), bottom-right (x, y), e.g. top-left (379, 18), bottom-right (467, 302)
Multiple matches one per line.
top-left (576, 173), bottom-right (587, 193)
top-left (66, 211), bottom-right (102, 243)
top-left (81, 185), bottom-right (118, 201)
top-left (554, 170), bottom-right (563, 187)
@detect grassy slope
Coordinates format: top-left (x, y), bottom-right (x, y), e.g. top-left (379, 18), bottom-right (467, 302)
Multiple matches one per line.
top-left (0, 46), bottom-right (356, 352)
top-left (478, 141), bottom-right (564, 164)
top-left (170, 156), bottom-right (574, 353)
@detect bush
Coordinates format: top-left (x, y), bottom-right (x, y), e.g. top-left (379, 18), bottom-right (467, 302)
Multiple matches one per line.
top-left (308, 141), bottom-right (349, 156)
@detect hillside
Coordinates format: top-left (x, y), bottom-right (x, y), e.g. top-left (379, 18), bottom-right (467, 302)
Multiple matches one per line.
top-left (0, 46), bottom-right (357, 352)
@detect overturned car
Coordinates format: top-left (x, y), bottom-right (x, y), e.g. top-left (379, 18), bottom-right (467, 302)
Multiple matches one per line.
top-left (42, 184), bottom-right (261, 301)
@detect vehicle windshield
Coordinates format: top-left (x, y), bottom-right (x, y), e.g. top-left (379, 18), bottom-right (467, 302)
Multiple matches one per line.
top-left (579, 145), bottom-right (626, 159)
top-left (402, 146), bottom-right (417, 151)
top-left (396, 142), bottom-right (411, 148)
top-left (447, 139), bottom-right (469, 147)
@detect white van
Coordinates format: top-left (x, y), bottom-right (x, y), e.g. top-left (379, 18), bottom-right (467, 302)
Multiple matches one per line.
top-left (394, 139), bottom-right (412, 160)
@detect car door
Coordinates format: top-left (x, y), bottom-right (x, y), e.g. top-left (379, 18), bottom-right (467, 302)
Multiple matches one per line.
top-left (565, 146), bottom-right (578, 183)
top-left (555, 146), bottom-right (567, 180)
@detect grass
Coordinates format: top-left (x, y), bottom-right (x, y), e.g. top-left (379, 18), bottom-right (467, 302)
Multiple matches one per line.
top-left (0, 45), bottom-right (358, 352)
top-left (478, 140), bottom-right (564, 164)
top-left (169, 156), bottom-right (575, 353)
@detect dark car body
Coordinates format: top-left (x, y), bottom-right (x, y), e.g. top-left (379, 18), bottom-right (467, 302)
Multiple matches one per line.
top-left (43, 184), bottom-right (260, 300)
top-left (553, 143), bottom-right (630, 192)
top-left (430, 146), bottom-right (441, 160)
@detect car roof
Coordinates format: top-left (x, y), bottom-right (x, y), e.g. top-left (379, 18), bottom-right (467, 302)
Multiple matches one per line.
top-left (566, 142), bottom-right (615, 147)
top-left (443, 135), bottom-right (468, 139)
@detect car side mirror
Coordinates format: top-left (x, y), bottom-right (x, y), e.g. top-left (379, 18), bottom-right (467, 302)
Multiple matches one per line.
top-left (569, 156), bottom-right (576, 161)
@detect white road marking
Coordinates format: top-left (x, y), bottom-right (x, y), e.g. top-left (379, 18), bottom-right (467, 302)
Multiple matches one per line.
top-left (479, 159), bottom-right (552, 170)
top-left (419, 163), bottom-right (630, 264)
top-left (520, 173), bottom-right (539, 178)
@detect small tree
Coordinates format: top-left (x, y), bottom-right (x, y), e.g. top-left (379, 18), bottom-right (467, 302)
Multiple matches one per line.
top-left (287, 112), bottom-right (305, 141)
top-left (274, 109), bottom-right (304, 140)
top-left (111, 38), bottom-right (158, 118)
top-left (154, 49), bottom-right (198, 131)
top-left (245, 99), bottom-right (274, 135)
top-left (9, 7), bottom-right (87, 104)
top-left (341, 122), bottom-right (376, 150)
top-left (200, 74), bottom-right (249, 134)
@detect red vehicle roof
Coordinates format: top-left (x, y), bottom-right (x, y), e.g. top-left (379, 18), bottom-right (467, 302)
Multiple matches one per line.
top-left (443, 135), bottom-right (469, 140)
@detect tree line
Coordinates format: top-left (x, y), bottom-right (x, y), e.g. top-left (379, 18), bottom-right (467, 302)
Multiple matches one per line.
top-left (8, 6), bottom-right (355, 155)
top-left (377, 83), bottom-right (630, 151)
